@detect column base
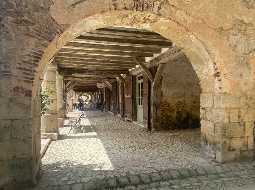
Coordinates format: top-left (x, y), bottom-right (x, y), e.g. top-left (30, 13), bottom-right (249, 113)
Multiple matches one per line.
top-left (41, 114), bottom-right (58, 134)
top-left (41, 133), bottom-right (58, 141)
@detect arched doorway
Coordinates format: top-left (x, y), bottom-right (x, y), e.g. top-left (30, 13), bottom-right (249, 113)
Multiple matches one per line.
top-left (1, 2), bottom-right (254, 188)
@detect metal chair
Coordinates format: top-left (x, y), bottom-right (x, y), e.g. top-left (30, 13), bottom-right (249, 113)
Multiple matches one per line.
top-left (68, 112), bottom-right (85, 134)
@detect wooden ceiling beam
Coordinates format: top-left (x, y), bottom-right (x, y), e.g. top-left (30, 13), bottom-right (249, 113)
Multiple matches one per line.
top-left (59, 66), bottom-right (133, 71)
top-left (77, 33), bottom-right (172, 46)
top-left (84, 30), bottom-right (163, 40)
top-left (66, 42), bottom-right (162, 53)
top-left (73, 86), bottom-right (98, 92)
top-left (97, 27), bottom-right (160, 36)
top-left (55, 54), bottom-right (144, 62)
top-left (63, 74), bottom-right (121, 80)
top-left (56, 51), bottom-right (152, 59)
top-left (57, 61), bottom-right (136, 67)
top-left (55, 58), bottom-right (137, 65)
top-left (59, 68), bottom-right (129, 75)
top-left (61, 46), bottom-right (156, 55)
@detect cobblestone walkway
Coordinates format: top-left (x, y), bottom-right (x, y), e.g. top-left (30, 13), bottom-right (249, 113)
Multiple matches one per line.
top-left (30, 111), bottom-right (255, 190)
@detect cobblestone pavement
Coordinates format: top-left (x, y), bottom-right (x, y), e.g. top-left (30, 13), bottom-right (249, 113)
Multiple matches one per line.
top-left (29, 111), bottom-right (255, 190)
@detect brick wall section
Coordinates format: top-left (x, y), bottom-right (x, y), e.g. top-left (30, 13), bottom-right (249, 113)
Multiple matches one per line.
top-left (0, 1), bottom-right (62, 189)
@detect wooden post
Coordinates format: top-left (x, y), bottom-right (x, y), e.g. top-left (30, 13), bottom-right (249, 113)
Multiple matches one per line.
top-left (119, 75), bottom-right (126, 119)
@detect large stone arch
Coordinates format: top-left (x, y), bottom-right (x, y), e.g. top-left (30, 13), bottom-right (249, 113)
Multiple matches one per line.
top-left (34, 9), bottom-right (252, 163)
top-left (35, 10), bottom-right (227, 94)
top-left (1, 1), bottom-right (255, 189)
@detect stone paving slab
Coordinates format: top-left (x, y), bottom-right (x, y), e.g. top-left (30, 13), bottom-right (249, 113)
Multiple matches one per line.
top-left (29, 111), bottom-right (255, 190)
top-left (29, 161), bottom-right (255, 190)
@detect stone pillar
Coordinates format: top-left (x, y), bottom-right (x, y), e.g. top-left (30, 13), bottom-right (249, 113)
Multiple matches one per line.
top-left (151, 64), bottom-right (164, 131)
top-left (201, 93), bottom-right (255, 163)
top-left (41, 64), bottom-right (58, 139)
top-left (118, 78), bottom-right (125, 118)
top-left (56, 72), bottom-right (65, 128)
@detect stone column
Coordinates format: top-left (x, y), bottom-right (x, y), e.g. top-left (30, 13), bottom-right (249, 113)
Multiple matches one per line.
top-left (56, 72), bottom-right (65, 128)
top-left (41, 64), bottom-right (58, 139)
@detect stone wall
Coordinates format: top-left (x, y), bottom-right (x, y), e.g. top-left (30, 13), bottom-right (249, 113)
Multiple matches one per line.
top-left (1, 0), bottom-right (255, 188)
top-left (201, 93), bottom-right (255, 162)
top-left (158, 54), bottom-right (201, 130)
top-left (0, 1), bottom-right (62, 189)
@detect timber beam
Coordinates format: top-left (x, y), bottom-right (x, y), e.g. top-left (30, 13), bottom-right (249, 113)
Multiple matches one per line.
top-left (66, 42), bottom-right (162, 53)
top-left (58, 68), bottom-right (129, 75)
top-left (77, 33), bottom-right (172, 47)
top-left (59, 47), bottom-right (154, 57)
top-left (55, 54), bottom-right (144, 63)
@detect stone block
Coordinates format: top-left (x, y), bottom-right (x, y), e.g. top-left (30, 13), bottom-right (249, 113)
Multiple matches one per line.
top-left (216, 149), bottom-right (240, 163)
top-left (241, 108), bottom-right (255, 122)
top-left (41, 114), bottom-right (58, 134)
top-left (71, 183), bottom-right (83, 190)
top-left (211, 109), bottom-right (228, 123)
top-left (0, 142), bottom-right (11, 160)
top-left (11, 139), bottom-right (32, 158)
top-left (106, 177), bottom-right (118, 188)
top-left (0, 79), bottom-right (11, 97)
top-left (240, 150), bottom-right (254, 160)
top-left (11, 119), bottom-right (32, 140)
top-left (8, 157), bottom-right (33, 182)
top-left (200, 77), bottom-right (214, 93)
top-left (229, 109), bottom-right (240, 123)
top-left (226, 123), bottom-right (245, 138)
top-left (245, 122), bottom-right (254, 137)
top-left (0, 161), bottom-right (10, 187)
top-left (229, 138), bottom-right (243, 151)
top-left (117, 176), bottom-right (130, 187)
top-left (214, 94), bottom-right (240, 109)
top-left (128, 175), bottom-right (141, 185)
top-left (0, 120), bottom-right (11, 142)
top-left (201, 120), bottom-right (214, 136)
top-left (214, 123), bottom-right (226, 138)
top-left (247, 137), bottom-right (254, 150)
top-left (139, 174), bottom-right (151, 184)
top-left (150, 172), bottom-right (162, 182)
top-left (0, 97), bottom-right (32, 120)
top-left (200, 93), bottom-right (213, 108)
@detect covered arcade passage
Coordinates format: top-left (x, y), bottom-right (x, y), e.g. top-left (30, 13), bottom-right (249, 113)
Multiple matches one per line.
top-left (0, 1), bottom-right (255, 189)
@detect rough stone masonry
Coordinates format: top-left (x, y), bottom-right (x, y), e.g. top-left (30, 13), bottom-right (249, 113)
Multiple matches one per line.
top-left (0, 0), bottom-right (255, 189)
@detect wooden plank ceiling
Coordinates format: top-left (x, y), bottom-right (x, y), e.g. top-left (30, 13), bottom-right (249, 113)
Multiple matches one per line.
top-left (55, 27), bottom-right (172, 91)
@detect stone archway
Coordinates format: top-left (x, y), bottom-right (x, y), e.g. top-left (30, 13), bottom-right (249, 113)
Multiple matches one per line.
top-left (1, 1), bottom-right (255, 188)
top-left (34, 9), bottom-right (254, 166)
top-left (33, 10), bottom-right (219, 158)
